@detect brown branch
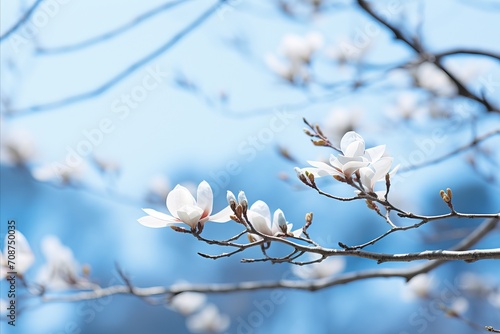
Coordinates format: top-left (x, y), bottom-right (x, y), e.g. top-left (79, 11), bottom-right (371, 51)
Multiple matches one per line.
top-left (356, 0), bottom-right (499, 113)
top-left (40, 217), bottom-right (498, 303)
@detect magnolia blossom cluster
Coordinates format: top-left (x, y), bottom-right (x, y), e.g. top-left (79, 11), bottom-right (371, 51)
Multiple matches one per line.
top-left (138, 181), bottom-right (302, 240)
top-left (266, 32), bottom-right (323, 84)
top-left (0, 232), bottom-right (92, 290)
top-left (296, 131), bottom-right (399, 199)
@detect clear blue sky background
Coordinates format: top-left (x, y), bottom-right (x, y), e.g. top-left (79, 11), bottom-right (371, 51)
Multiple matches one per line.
top-left (1, 0), bottom-right (499, 333)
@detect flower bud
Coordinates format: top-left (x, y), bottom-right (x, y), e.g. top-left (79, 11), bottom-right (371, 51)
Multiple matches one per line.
top-left (440, 189), bottom-right (450, 203)
top-left (226, 191), bottom-right (237, 210)
top-left (238, 191), bottom-right (248, 211)
top-left (276, 209), bottom-right (287, 233)
top-left (446, 188), bottom-right (452, 201)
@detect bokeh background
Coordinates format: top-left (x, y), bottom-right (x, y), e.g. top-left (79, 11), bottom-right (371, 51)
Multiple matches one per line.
top-left (1, 0), bottom-right (499, 333)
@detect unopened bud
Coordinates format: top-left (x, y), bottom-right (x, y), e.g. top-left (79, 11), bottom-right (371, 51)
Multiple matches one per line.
top-left (82, 264), bottom-right (91, 277)
top-left (226, 191), bottom-right (237, 210)
top-left (303, 128), bottom-right (314, 137)
top-left (306, 171), bottom-right (315, 184)
top-left (238, 191), bottom-right (248, 213)
top-left (247, 234), bottom-right (258, 243)
top-left (312, 139), bottom-right (326, 146)
top-left (446, 188), bottom-right (452, 201)
top-left (235, 204), bottom-right (243, 217)
top-left (366, 199), bottom-right (378, 211)
top-left (305, 212), bottom-right (313, 224)
top-left (440, 189), bottom-right (451, 203)
top-left (315, 124), bottom-right (324, 137)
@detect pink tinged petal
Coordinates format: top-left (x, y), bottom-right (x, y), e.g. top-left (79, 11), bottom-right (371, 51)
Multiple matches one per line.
top-left (249, 200), bottom-right (271, 222)
top-left (176, 205), bottom-right (204, 228)
top-left (166, 185), bottom-right (196, 217)
top-left (138, 215), bottom-right (174, 228)
top-left (340, 131), bottom-right (364, 156)
top-left (196, 180), bottom-right (213, 217)
top-left (247, 211), bottom-right (273, 236)
top-left (365, 145), bottom-right (386, 162)
top-left (209, 206), bottom-right (233, 223)
top-left (142, 208), bottom-right (179, 223)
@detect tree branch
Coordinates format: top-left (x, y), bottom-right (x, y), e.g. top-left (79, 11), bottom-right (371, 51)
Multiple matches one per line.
top-left (40, 217), bottom-right (499, 303)
top-left (0, 0), bottom-right (44, 42)
top-left (9, 0), bottom-right (227, 117)
top-left (36, 0), bottom-right (191, 55)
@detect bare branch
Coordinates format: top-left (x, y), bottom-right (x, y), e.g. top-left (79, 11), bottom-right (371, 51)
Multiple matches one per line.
top-left (40, 218), bottom-right (499, 303)
top-left (9, 0), bottom-right (227, 117)
top-left (36, 0), bottom-right (191, 55)
top-left (0, 0), bottom-right (44, 42)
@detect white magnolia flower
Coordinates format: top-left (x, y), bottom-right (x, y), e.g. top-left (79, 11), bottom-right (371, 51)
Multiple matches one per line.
top-left (385, 93), bottom-right (427, 121)
top-left (298, 131), bottom-right (385, 179)
top-left (170, 292), bottom-right (207, 315)
top-left (1, 231), bottom-right (35, 278)
top-left (138, 180), bottom-right (232, 230)
top-left (358, 158), bottom-right (399, 199)
top-left (449, 297), bottom-right (469, 315)
top-left (246, 201), bottom-right (302, 241)
top-left (292, 255), bottom-right (345, 280)
top-left (280, 32), bottom-right (324, 64)
top-left (186, 304), bottom-right (230, 333)
top-left (403, 274), bottom-right (434, 301)
top-left (0, 128), bottom-right (37, 166)
top-left (36, 235), bottom-right (93, 290)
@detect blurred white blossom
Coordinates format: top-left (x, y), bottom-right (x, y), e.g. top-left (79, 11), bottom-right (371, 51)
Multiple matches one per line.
top-left (0, 128), bottom-right (37, 166)
top-left (326, 36), bottom-right (372, 64)
top-left (385, 93), bottom-right (427, 121)
top-left (266, 32), bottom-right (323, 84)
top-left (323, 107), bottom-right (362, 141)
top-left (1, 230), bottom-right (35, 278)
top-left (36, 235), bottom-right (93, 290)
top-left (292, 255), bottom-right (345, 279)
top-left (32, 162), bottom-right (86, 184)
top-left (170, 292), bottom-right (207, 316)
top-left (402, 274), bottom-right (434, 301)
top-left (138, 180), bottom-right (232, 230)
top-left (186, 304), bottom-right (230, 333)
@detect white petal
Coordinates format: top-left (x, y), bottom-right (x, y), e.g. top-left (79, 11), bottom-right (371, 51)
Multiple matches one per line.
top-left (340, 131), bottom-right (364, 155)
top-left (371, 157), bottom-right (393, 182)
top-left (342, 161), bottom-right (370, 177)
top-left (176, 205), bottom-right (204, 228)
top-left (344, 140), bottom-right (365, 157)
top-left (249, 200), bottom-right (271, 222)
top-left (196, 180), bottom-right (213, 217)
top-left (209, 206), bottom-right (232, 223)
top-left (272, 209), bottom-right (287, 233)
top-left (247, 211), bottom-right (273, 236)
top-left (365, 145), bottom-right (386, 162)
top-left (307, 160), bottom-right (340, 176)
top-left (142, 208), bottom-right (178, 222)
top-left (167, 185), bottom-right (196, 217)
top-left (138, 216), bottom-right (174, 228)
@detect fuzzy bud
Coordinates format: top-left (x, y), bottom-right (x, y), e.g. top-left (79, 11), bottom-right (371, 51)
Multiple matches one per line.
top-left (238, 191), bottom-right (248, 212)
top-left (440, 189), bottom-right (451, 203)
top-left (226, 191), bottom-right (237, 210)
